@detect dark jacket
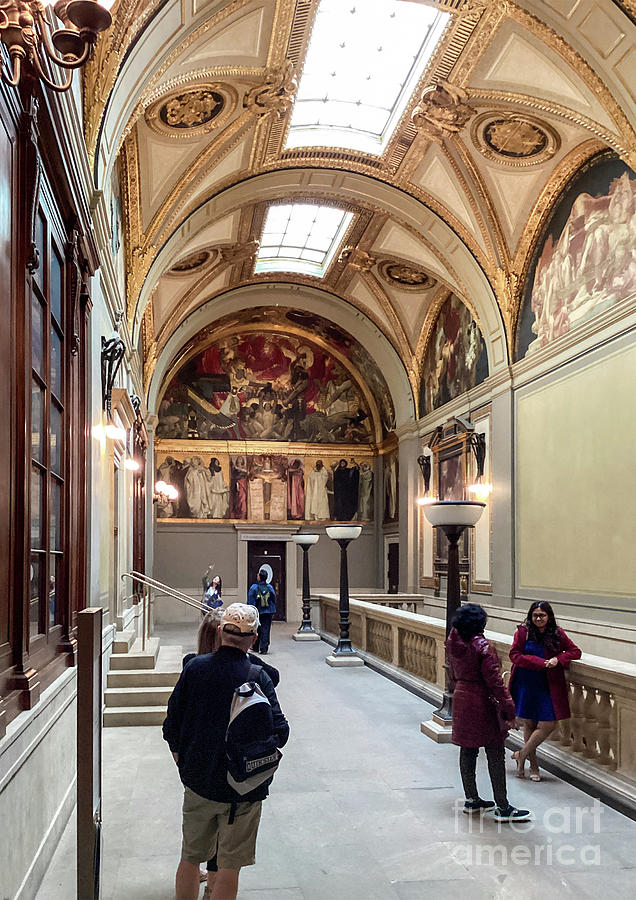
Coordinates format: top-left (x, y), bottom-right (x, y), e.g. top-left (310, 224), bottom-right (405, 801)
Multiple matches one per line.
top-left (509, 625), bottom-right (581, 720)
top-left (163, 645), bottom-right (289, 802)
top-left (248, 582), bottom-right (277, 615)
top-left (446, 628), bottom-right (516, 748)
top-left (182, 650), bottom-right (280, 687)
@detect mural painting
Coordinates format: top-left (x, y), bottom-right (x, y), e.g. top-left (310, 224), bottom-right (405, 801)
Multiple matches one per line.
top-left (418, 294), bottom-right (488, 416)
top-left (157, 310), bottom-right (396, 445)
top-left (383, 451), bottom-right (399, 523)
top-left (155, 449), bottom-right (374, 523)
top-left (517, 154), bottom-right (636, 359)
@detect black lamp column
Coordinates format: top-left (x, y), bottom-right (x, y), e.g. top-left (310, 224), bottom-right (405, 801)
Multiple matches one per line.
top-left (325, 525), bottom-right (363, 667)
top-left (434, 523), bottom-right (464, 722)
top-left (292, 534), bottom-right (320, 642)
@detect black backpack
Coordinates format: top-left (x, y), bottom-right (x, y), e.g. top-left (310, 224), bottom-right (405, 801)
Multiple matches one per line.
top-left (225, 665), bottom-right (282, 799)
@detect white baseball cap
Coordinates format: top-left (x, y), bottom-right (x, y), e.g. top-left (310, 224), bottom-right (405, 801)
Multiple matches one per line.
top-left (221, 603), bottom-right (260, 635)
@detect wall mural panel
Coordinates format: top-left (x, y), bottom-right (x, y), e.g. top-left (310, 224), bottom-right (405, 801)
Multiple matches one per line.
top-left (157, 309), bottom-right (395, 444)
top-left (517, 153), bottom-right (636, 360)
top-left (418, 294), bottom-right (488, 416)
top-left (155, 447), bottom-right (374, 524)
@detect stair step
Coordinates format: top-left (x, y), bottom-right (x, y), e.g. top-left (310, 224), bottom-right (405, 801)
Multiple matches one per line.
top-left (103, 706), bottom-right (167, 727)
top-left (104, 686), bottom-right (173, 707)
top-left (107, 668), bottom-right (180, 688)
top-left (109, 637), bottom-right (160, 670)
top-left (113, 630), bottom-right (136, 654)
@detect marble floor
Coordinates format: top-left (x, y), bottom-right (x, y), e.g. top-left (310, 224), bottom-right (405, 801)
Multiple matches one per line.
top-left (38, 623), bottom-right (636, 899)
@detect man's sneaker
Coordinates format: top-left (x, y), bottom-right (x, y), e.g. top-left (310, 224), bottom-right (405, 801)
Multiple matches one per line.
top-left (463, 798), bottom-right (496, 814)
top-left (493, 805), bottom-right (532, 822)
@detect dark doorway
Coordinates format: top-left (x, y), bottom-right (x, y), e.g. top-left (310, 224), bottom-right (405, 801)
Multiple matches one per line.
top-left (387, 542), bottom-right (399, 594)
top-left (247, 541), bottom-right (286, 621)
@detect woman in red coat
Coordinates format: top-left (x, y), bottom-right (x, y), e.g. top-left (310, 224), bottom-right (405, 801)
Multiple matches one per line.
top-left (509, 601), bottom-right (581, 781)
top-left (447, 604), bottom-right (530, 823)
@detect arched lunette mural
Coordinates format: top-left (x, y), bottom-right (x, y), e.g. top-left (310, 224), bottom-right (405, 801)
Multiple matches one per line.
top-left (517, 152), bottom-right (636, 360)
top-left (418, 294), bottom-right (489, 416)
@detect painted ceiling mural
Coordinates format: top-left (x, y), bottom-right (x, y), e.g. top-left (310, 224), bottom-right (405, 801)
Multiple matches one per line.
top-left (157, 308), bottom-right (395, 444)
top-left (418, 294), bottom-right (488, 416)
top-left (517, 153), bottom-right (636, 360)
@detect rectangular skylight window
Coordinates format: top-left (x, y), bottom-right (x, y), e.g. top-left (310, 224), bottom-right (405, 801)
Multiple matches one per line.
top-left (286, 0), bottom-right (450, 156)
top-left (254, 203), bottom-right (353, 278)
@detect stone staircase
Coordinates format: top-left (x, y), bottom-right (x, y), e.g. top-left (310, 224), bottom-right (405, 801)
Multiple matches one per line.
top-left (104, 631), bottom-right (182, 726)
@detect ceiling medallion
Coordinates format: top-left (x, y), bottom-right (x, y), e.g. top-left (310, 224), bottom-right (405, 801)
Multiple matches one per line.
top-left (168, 250), bottom-right (211, 275)
top-left (472, 112), bottom-right (560, 167)
top-left (145, 84), bottom-right (236, 138)
top-left (379, 259), bottom-right (435, 291)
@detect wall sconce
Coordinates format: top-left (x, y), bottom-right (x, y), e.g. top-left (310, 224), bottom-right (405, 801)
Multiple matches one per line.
top-left (101, 312), bottom-right (125, 420)
top-left (104, 423), bottom-right (126, 441)
top-left (0, 1), bottom-right (113, 92)
top-left (467, 431), bottom-right (492, 501)
top-left (124, 459), bottom-right (140, 472)
top-left (153, 481), bottom-right (178, 505)
top-left (416, 453), bottom-right (434, 505)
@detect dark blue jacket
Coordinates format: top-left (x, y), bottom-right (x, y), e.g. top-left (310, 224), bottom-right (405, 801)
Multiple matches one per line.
top-left (248, 582), bottom-right (277, 615)
top-left (163, 645), bottom-right (289, 802)
top-left (182, 651), bottom-right (280, 687)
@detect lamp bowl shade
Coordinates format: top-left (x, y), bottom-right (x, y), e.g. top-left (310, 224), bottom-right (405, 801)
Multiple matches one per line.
top-left (423, 500), bottom-right (485, 528)
top-left (293, 533), bottom-right (320, 546)
top-left (326, 525), bottom-right (362, 541)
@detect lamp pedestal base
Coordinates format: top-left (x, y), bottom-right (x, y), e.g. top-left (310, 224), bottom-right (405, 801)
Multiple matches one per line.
top-left (325, 653), bottom-right (364, 667)
top-left (292, 630), bottom-right (320, 642)
top-left (420, 713), bottom-right (453, 744)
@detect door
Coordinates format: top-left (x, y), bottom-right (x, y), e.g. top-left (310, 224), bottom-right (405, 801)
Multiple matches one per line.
top-left (387, 542), bottom-right (399, 594)
top-left (247, 541), bottom-right (286, 621)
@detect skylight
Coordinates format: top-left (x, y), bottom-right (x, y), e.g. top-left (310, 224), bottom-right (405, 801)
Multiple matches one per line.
top-left (254, 203), bottom-right (353, 278)
top-left (286, 0), bottom-right (450, 156)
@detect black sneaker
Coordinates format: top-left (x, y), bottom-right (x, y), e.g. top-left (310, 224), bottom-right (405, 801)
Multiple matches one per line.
top-left (493, 805), bottom-right (532, 822)
top-left (463, 799), bottom-right (496, 815)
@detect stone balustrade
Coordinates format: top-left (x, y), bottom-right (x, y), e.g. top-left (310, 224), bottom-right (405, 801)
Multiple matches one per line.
top-left (317, 594), bottom-right (636, 812)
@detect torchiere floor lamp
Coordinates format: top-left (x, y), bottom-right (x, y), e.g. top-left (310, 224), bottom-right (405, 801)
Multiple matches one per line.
top-left (325, 525), bottom-right (364, 667)
top-left (420, 500), bottom-right (485, 742)
top-left (292, 533), bottom-right (320, 641)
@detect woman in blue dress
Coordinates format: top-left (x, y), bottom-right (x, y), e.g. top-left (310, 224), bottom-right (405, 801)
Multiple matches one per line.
top-left (509, 601), bottom-right (581, 781)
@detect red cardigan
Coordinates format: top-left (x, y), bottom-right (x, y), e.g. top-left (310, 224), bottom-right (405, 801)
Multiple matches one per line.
top-left (509, 625), bottom-right (581, 721)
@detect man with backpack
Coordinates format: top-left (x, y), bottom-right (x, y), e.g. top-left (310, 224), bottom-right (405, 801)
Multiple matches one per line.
top-left (163, 603), bottom-right (289, 900)
top-left (247, 570), bottom-right (277, 654)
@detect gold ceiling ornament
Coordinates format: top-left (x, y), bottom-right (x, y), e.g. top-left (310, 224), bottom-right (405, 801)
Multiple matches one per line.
top-left (167, 250), bottom-right (214, 275)
top-left (219, 239), bottom-right (260, 266)
top-left (492, 267), bottom-right (520, 351)
top-left (411, 81), bottom-right (476, 140)
top-left (338, 247), bottom-right (377, 273)
top-left (378, 260), bottom-right (436, 292)
top-left (243, 59), bottom-right (297, 119)
top-left (472, 111), bottom-right (560, 167)
top-left (144, 83), bottom-right (237, 138)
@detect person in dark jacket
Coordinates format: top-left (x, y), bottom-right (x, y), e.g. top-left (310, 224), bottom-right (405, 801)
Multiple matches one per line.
top-left (509, 600), bottom-right (581, 781)
top-left (247, 570), bottom-right (276, 654)
top-left (447, 604), bottom-right (531, 823)
top-left (163, 603), bottom-right (289, 900)
top-left (182, 610), bottom-right (281, 895)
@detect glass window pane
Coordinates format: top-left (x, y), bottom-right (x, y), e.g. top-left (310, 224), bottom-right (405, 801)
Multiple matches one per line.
top-left (49, 554), bottom-right (61, 628)
top-left (50, 478), bottom-right (61, 550)
top-left (30, 555), bottom-right (43, 639)
top-left (34, 212), bottom-right (45, 287)
top-left (51, 248), bottom-right (63, 325)
top-left (51, 327), bottom-right (62, 399)
top-left (32, 381), bottom-right (43, 463)
top-left (32, 295), bottom-right (44, 376)
top-left (31, 467), bottom-right (42, 548)
top-left (50, 403), bottom-right (62, 475)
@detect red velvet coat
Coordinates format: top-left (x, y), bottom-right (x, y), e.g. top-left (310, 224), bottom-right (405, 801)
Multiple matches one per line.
top-left (509, 625), bottom-right (581, 721)
top-left (447, 629), bottom-right (516, 748)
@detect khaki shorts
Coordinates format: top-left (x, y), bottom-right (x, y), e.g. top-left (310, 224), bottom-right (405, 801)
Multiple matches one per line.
top-left (181, 787), bottom-right (262, 869)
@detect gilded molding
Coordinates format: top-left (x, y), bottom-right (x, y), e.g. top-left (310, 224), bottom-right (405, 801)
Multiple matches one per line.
top-left (411, 81), bottom-right (477, 139)
top-left (242, 61), bottom-right (298, 119)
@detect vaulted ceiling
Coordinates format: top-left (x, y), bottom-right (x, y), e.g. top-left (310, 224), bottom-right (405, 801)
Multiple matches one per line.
top-left (85, 0), bottom-right (636, 425)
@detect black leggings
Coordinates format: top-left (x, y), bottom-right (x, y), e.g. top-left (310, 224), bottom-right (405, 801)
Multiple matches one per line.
top-left (459, 745), bottom-right (508, 808)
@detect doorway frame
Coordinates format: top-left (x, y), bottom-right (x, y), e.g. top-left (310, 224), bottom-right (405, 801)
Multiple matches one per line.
top-left (384, 535), bottom-right (400, 593)
top-left (236, 525), bottom-right (301, 623)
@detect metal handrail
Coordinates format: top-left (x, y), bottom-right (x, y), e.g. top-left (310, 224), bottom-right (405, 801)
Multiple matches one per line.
top-left (121, 571), bottom-right (206, 614)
